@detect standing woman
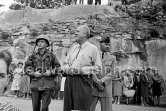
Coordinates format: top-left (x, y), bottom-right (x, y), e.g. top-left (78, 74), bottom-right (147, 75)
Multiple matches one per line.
top-left (152, 69), bottom-right (164, 106)
top-left (140, 68), bottom-right (150, 106)
top-left (113, 67), bottom-right (123, 105)
top-left (122, 69), bottom-right (134, 104)
top-left (20, 63), bottom-right (30, 99)
top-left (11, 62), bottom-right (24, 97)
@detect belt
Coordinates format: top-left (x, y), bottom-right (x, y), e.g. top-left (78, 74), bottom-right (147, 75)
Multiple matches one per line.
top-left (62, 73), bottom-right (93, 88)
top-left (64, 73), bottom-right (90, 76)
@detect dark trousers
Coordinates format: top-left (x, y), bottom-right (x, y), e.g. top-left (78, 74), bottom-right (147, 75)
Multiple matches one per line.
top-left (65, 0), bottom-right (72, 5)
top-left (74, 0), bottom-right (77, 4)
top-left (79, 0), bottom-right (84, 4)
top-left (90, 96), bottom-right (113, 111)
top-left (63, 76), bottom-right (93, 111)
top-left (87, 0), bottom-right (93, 5)
top-left (95, 0), bottom-right (101, 5)
top-left (133, 86), bottom-right (141, 104)
top-left (31, 90), bottom-right (53, 111)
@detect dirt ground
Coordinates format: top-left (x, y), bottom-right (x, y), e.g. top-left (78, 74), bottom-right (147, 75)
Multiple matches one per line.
top-left (0, 96), bottom-right (165, 111)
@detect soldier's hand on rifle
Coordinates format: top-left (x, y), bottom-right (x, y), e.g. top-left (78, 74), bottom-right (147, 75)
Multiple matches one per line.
top-left (34, 71), bottom-right (43, 78)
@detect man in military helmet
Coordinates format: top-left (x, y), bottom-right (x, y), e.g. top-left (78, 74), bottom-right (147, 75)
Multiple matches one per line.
top-left (24, 35), bottom-right (60, 111)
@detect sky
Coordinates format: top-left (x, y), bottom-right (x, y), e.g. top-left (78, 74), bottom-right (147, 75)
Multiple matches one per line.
top-left (0, 0), bottom-right (15, 12)
top-left (0, 0), bottom-right (109, 12)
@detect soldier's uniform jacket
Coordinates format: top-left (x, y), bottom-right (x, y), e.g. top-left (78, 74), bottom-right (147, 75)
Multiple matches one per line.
top-left (92, 52), bottom-right (117, 97)
top-left (24, 49), bottom-right (60, 91)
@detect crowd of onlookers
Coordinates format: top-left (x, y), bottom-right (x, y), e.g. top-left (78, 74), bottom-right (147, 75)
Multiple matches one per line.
top-left (112, 67), bottom-right (165, 106)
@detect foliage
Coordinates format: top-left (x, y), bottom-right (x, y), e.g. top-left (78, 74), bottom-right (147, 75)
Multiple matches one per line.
top-left (0, 31), bottom-right (10, 40)
top-left (116, 3), bottom-right (166, 23)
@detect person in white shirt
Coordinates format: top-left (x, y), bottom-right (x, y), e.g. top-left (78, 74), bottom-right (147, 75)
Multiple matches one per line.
top-left (62, 25), bottom-right (102, 111)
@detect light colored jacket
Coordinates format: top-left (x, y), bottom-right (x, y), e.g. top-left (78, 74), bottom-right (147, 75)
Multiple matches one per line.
top-left (92, 52), bottom-right (117, 97)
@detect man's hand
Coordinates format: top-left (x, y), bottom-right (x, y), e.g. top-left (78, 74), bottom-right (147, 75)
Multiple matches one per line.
top-left (95, 79), bottom-right (103, 86)
top-left (95, 79), bottom-right (105, 91)
top-left (34, 71), bottom-right (43, 78)
top-left (62, 67), bottom-right (72, 75)
top-left (71, 68), bottom-right (79, 75)
top-left (44, 70), bottom-right (51, 76)
top-left (62, 67), bottom-right (79, 76)
top-left (26, 66), bottom-right (34, 76)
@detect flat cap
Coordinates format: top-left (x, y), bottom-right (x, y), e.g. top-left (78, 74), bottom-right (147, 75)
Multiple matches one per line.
top-left (100, 34), bottom-right (110, 43)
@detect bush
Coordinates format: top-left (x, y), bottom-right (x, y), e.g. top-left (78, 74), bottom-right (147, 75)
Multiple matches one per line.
top-left (0, 31), bottom-right (10, 40)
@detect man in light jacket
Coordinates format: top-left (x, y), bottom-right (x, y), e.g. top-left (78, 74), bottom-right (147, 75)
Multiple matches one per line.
top-left (90, 35), bottom-right (117, 111)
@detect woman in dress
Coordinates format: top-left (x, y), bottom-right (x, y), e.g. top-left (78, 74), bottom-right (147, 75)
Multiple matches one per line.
top-left (20, 64), bottom-right (30, 99)
top-left (151, 68), bottom-right (164, 106)
top-left (140, 68), bottom-right (150, 106)
top-left (113, 68), bottom-right (123, 104)
top-left (123, 69), bottom-right (134, 104)
top-left (11, 62), bottom-right (23, 97)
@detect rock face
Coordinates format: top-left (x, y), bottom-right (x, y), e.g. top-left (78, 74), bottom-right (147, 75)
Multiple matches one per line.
top-left (0, 5), bottom-right (119, 25)
top-left (0, 4), bottom-right (166, 79)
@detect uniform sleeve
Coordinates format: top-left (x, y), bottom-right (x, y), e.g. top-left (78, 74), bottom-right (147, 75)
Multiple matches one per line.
top-left (81, 46), bottom-right (102, 75)
top-left (51, 53), bottom-right (61, 75)
top-left (24, 54), bottom-right (34, 68)
top-left (101, 54), bottom-right (117, 85)
top-left (24, 54), bottom-right (35, 77)
top-left (52, 53), bottom-right (60, 69)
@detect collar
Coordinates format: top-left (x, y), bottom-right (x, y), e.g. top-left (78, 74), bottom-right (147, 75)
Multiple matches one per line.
top-left (36, 49), bottom-right (49, 55)
top-left (79, 41), bottom-right (89, 49)
top-left (102, 51), bottom-right (110, 57)
top-left (102, 52), bottom-right (112, 61)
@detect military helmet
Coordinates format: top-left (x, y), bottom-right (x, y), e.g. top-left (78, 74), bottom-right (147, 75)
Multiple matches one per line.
top-left (36, 35), bottom-right (50, 47)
